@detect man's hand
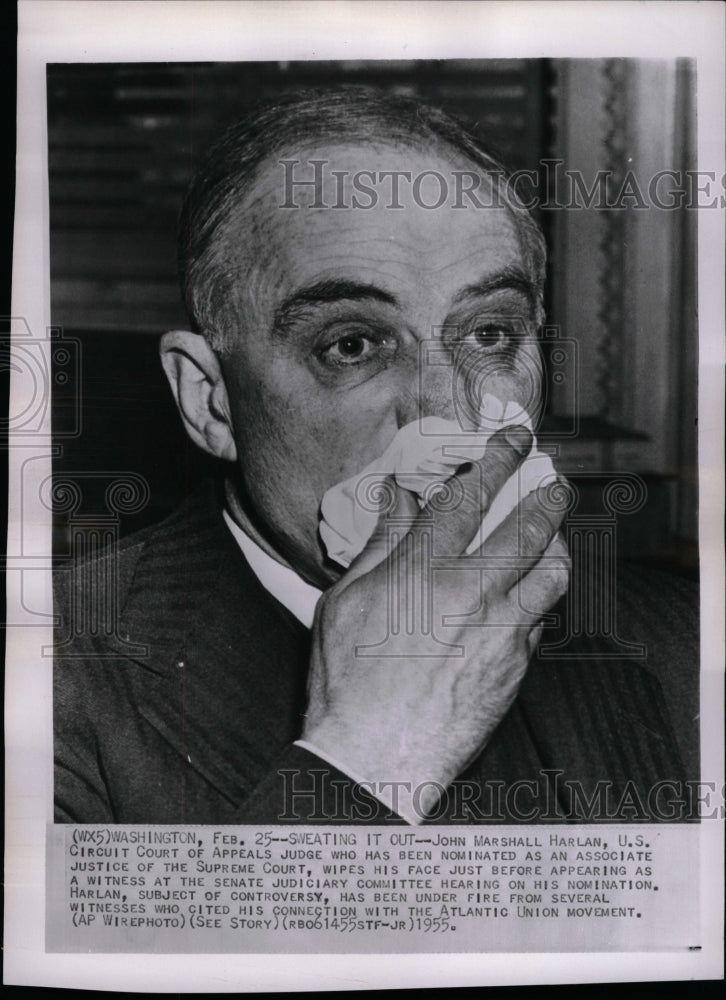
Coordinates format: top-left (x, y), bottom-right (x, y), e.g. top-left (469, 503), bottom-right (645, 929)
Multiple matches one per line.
top-left (302, 426), bottom-right (570, 820)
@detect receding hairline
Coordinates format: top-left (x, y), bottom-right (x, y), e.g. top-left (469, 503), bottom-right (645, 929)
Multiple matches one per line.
top-left (216, 133), bottom-right (519, 245)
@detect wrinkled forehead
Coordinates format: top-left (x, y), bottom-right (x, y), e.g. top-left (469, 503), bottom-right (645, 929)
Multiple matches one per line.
top-left (230, 141), bottom-right (527, 313)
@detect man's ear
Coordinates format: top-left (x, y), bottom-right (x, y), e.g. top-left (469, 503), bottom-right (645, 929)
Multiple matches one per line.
top-left (159, 330), bottom-right (237, 463)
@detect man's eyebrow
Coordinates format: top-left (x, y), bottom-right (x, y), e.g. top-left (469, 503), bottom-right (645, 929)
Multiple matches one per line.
top-left (273, 279), bottom-right (399, 330)
top-left (453, 265), bottom-right (536, 307)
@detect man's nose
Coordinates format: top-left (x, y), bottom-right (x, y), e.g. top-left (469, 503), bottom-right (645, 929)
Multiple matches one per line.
top-left (394, 351), bottom-right (459, 428)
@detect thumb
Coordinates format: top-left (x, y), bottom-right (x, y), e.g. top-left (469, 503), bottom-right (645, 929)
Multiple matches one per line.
top-left (344, 476), bottom-right (419, 581)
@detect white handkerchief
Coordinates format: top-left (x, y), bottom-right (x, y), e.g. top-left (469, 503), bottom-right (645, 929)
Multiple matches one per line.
top-left (319, 394), bottom-right (557, 568)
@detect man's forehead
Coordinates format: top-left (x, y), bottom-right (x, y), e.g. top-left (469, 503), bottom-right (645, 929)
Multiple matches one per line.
top-left (234, 140), bottom-right (524, 313)
top-left (248, 138), bottom-right (499, 208)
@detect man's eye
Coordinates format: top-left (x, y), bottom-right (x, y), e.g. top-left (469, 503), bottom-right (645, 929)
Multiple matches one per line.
top-left (467, 321), bottom-right (515, 351)
top-left (319, 332), bottom-right (385, 367)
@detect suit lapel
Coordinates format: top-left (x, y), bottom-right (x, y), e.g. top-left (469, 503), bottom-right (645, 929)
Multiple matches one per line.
top-left (118, 482), bottom-right (311, 806)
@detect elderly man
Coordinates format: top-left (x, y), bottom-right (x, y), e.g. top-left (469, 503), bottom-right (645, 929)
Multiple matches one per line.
top-left (54, 88), bottom-right (698, 825)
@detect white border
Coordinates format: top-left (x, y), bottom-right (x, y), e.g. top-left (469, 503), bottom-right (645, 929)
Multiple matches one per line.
top-left (6, 0), bottom-right (725, 989)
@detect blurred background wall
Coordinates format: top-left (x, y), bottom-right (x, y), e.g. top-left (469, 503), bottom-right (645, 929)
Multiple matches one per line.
top-left (47, 59), bottom-right (698, 576)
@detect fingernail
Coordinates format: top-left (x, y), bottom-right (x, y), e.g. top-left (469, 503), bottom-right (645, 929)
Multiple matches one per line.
top-left (503, 425), bottom-right (532, 457)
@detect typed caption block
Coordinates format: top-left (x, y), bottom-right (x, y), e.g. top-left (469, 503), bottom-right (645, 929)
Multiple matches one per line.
top-left (46, 824), bottom-right (700, 953)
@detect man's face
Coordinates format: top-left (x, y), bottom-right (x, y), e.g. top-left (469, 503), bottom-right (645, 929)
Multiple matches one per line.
top-left (219, 143), bottom-right (542, 587)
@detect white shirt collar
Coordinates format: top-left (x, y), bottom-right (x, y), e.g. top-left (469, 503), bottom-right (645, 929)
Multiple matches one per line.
top-left (222, 508), bottom-right (322, 629)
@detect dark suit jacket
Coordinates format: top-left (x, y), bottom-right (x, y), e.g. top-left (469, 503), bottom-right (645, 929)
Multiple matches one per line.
top-left (54, 481), bottom-right (700, 825)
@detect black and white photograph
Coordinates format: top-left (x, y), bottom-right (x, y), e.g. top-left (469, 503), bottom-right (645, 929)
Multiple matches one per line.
top-left (49, 59), bottom-right (702, 826)
top-left (5, 0), bottom-right (724, 990)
